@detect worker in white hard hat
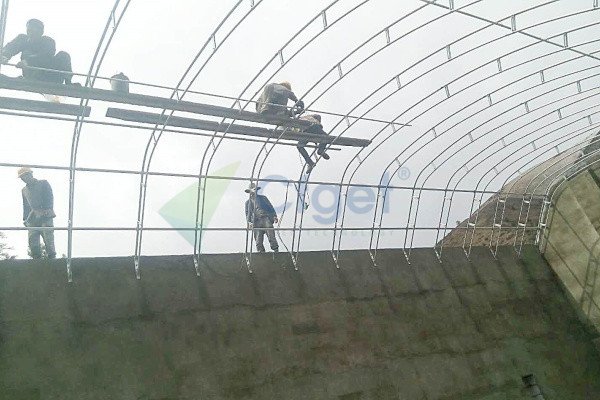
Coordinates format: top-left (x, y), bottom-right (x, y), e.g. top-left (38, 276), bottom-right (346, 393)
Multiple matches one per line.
top-left (244, 183), bottom-right (279, 253)
top-left (256, 81), bottom-right (304, 117)
top-left (18, 167), bottom-right (56, 259)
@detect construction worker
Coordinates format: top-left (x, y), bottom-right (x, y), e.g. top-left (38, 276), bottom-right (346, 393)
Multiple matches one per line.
top-left (256, 81), bottom-right (304, 117)
top-left (297, 114), bottom-right (330, 174)
top-left (18, 167), bottom-right (56, 259)
top-left (244, 183), bottom-right (279, 253)
top-left (1, 19), bottom-right (75, 85)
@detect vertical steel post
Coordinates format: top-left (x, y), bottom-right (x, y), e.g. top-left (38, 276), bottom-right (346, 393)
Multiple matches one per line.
top-left (0, 0), bottom-right (9, 75)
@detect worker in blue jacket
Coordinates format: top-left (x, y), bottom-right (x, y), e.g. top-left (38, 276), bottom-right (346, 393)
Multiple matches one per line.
top-left (245, 183), bottom-right (279, 253)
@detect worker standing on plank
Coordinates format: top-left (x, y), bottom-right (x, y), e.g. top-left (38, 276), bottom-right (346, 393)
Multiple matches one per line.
top-left (18, 167), bottom-right (57, 259)
top-left (256, 81), bottom-right (304, 117)
top-left (1, 19), bottom-right (75, 85)
top-left (297, 113), bottom-right (331, 174)
top-left (245, 183), bottom-right (279, 253)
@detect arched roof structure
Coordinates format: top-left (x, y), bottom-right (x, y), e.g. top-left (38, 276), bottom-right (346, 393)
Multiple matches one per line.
top-left (1, 0), bottom-right (598, 280)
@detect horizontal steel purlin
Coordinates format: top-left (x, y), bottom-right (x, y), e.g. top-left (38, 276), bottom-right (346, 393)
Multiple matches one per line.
top-left (0, 226), bottom-right (538, 232)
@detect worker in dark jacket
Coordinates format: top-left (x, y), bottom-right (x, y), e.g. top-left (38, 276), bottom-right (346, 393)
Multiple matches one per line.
top-left (297, 114), bottom-right (330, 174)
top-left (18, 167), bottom-right (56, 259)
top-left (1, 19), bottom-right (74, 85)
top-left (256, 81), bottom-right (304, 117)
top-left (244, 183), bottom-right (279, 253)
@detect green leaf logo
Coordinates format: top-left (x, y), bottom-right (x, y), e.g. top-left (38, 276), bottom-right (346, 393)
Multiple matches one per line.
top-left (159, 162), bottom-right (241, 245)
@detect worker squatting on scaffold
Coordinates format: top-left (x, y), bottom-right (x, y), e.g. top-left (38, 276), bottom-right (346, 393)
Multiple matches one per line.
top-left (1, 19), bottom-right (75, 85)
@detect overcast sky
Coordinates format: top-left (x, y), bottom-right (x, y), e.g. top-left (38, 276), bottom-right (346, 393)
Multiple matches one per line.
top-left (1, 0), bottom-right (598, 259)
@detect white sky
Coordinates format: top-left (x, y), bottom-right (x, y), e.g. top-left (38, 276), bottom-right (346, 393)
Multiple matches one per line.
top-left (1, 0), bottom-right (599, 259)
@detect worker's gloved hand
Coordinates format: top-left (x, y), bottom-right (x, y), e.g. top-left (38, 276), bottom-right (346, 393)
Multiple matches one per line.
top-left (16, 60), bottom-right (28, 69)
top-left (273, 216), bottom-right (279, 224)
top-left (295, 100), bottom-right (305, 111)
top-left (247, 222), bottom-right (253, 229)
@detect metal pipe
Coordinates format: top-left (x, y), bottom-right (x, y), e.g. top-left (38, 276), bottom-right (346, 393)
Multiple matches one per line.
top-left (66, 0), bottom-right (131, 282)
top-left (0, 0), bottom-right (9, 75)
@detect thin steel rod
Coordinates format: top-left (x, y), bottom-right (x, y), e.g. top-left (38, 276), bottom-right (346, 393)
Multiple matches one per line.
top-left (66, 0), bottom-right (131, 282)
top-left (0, 225), bottom-right (537, 232)
top-left (422, 0), bottom-right (600, 63)
top-left (0, 108), bottom-right (341, 149)
top-left (0, 0), bottom-right (9, 75)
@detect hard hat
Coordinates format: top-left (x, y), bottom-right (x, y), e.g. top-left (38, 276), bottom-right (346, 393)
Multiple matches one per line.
top-left (17, 167), bottom-right (33, 178)
top-left (279, 81), bottom-right (292, 90)
top-left (244, 183), bottom-right (261, 193)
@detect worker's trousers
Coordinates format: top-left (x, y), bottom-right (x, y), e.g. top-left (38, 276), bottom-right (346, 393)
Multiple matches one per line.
top-left (28, 218), bottom-right (56, 259)
top-left (297, 125), bottom-right (327, 164)
top-left (24, 51), bottom-right (73, 84)
top-left (253, 217), bottom-right (278, 252)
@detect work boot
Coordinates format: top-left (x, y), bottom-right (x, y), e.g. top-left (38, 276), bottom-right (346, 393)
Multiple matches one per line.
top-left (320, 152), bottom-right (330, 160)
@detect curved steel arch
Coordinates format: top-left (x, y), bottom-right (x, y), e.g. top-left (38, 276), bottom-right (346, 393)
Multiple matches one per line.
top-left (464, 116), bottom-right (600, 258)
top-left (374, 53), bottom-right (600, 261)
top-left (466, 115), bottom-right (600, 250)
top-left (256, 0), bottom-right (529, 268)
top-left (5, 1), bottom-right (600, 273)
top-left (537, 153), bottom-right (600, 258)
top-left (189, 0), bottom-right (369, 273)
top-left (532, 146), bottom-right (600, 252)
top-left (133, 0), bottom-right (263, 278)
top-left (427, 91), bottom-right (600, 257)
top-left (66, 0), bottom-right (133, 281)
top-left (288, 0), bottom-right (498, 266)
top-left (364, 9), bottom-right (600, 262)
top-left (327, 1), bottom-right (593, 263)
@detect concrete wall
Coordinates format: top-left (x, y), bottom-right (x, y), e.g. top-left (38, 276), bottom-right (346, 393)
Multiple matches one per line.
top-left (541, 169), bottom-right (600, 330)
top-left (0, 246), bottom-right (599, 399)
